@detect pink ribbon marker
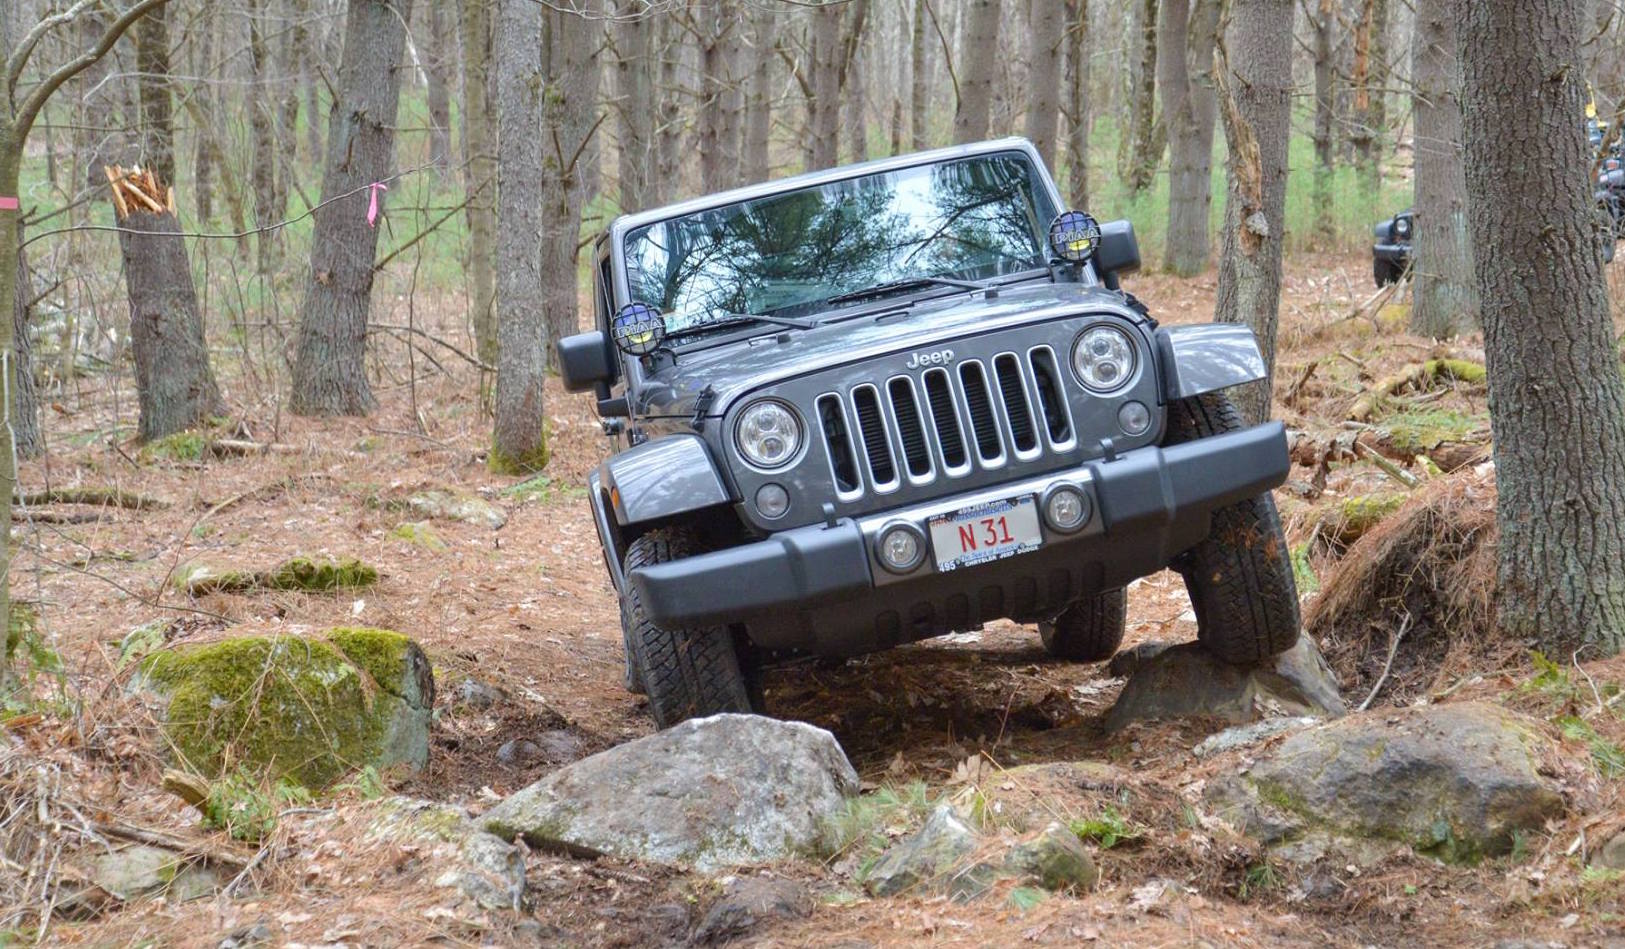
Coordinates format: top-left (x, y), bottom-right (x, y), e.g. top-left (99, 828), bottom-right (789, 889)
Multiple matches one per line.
top-left (0, 197), bottom-right (18, 211)
top-left (366, 182), bottom-right (388, 228)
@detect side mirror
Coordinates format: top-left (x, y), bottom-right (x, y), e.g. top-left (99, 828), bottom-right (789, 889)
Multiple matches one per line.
top-left (1095, 220), bottom-right (1141, 283)
top-left (557, 331), bottom-right (617, 393)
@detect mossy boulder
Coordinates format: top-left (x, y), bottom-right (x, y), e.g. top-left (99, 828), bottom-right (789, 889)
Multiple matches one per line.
top-left (404, 490), bottom-right (507, 529)
top-left (391, 521), bottom-right (448, 551)
top-left (137, 628), bottom-right (434, 788)
top-left (180, 556), bottom-right (378, 596)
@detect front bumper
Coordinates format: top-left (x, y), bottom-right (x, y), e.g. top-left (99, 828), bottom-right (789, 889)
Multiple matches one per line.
top-left (1373, 242), bottom-right (1410, 266)
top-left (630, 422), bottom-right (1290, 655)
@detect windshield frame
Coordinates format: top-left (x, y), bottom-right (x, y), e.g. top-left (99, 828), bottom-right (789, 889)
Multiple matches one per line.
top-left (606, 139), bottom-right (1076, 354)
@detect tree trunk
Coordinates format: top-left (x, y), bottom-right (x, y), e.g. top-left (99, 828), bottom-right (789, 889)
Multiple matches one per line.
top-left (1125, 0), bottom-right (1162, 194)
top-left (1160, 0), bottom-right (1219, 275)
top-left (698, 0), bottom-right (743, 192)
top-left (1213, 0), bottom-right (1293, 425)
top-left (425, 0), bottom-right (454, 170)
top-left (653, 14), bottom-right (682, 203)
top-left (809, 2), bottom-right (843, 168)
top-left (911, 0), bottom-right (930, 150)
top-left (846, 23), bottom-right (871, 163)
top-left (540, 9), bottom-right (599, 358)
top-left (1310, 0), bottom-right (1335, 246)
top-left (1351, 0), bottom-right (1388, 193)
top-left (12, 241), bottom-right (39, 460)
top-left (1457, 0), bottom-right (1625, 656)
top-left (290, 0), bottom-right (414, 417)
top-left (134, 3), bottom-right (174, 185)
top-left (1064, 0), bottom-right (1091, 208)
top-left (1025, 0), bottom-right (1064, 170)
top-left (954, 0), bottom-right (1000, 143)
top-left (247, 0), bottom-right (281, 272)
top-left (1410, 0), bottom-right (1478, 337)
top-left (741, 4), bottom-right (776, 182)
top-left (492, 0), bottom-right (547, 472)
top-left (192, 6), bottom-right (218, 225)
top-left (273, 0), bottom-right (312, 219)
top-left (614, 2), bottom-right (654, 208)
top-left (114, 190), bottom-right (223, 441)
top-left (460, 0), bottom-right (499, 365)
top-left (0, 147), bottom-right (18, 678)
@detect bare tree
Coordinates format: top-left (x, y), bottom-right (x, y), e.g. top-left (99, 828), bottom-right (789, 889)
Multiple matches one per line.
top-left (612, 1), bottom-right (654, 208)
top-left (460, 0), bottom-right (499, 365)
top-left (1457, 0), bottom-right (1625, 656)
top-left (696, 0), bottom-right (743, 191)
top-left (953, 0), bottom-right (1000, 143)
top-left (1159, 0), bottom-right (1219, 275)
top-left (133, 1), bottom-right (173, 183)
top-left (290, 0), bottom-right (415, 417)
top-left (539, 9), bottom-right (600, 352)
top-left (1063, 0), bottom-right (1091, 208)
top-left (1350, 0), bottom-right (1388, 193)
top-left (1213, 0), bottom-right (1292, 425)
top-left (741, 3), bottom-right (776, 182)
top-left (1025, 0), bottom-right (1064, 170)
top-left (424, 1), bottom-right (454, 169)
top-left (910, 0), bottom-right (930, 150)
top-left (1123, 0), bottom-right (1162, 194)
top-left (1410, 0), bottom-right (1478, 337)
top-left (808, 0), bottom-right (869, 169)
top-left (247, 0), bottom-right (280, 271)
top-left (1309, 0), bottom-right (1335, 245)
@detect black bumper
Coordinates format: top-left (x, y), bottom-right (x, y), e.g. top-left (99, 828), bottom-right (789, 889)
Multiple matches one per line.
top-left (1373, 242), bottom-right (1410, 265)
top-left (631, 422), bottom-right (1290, 653)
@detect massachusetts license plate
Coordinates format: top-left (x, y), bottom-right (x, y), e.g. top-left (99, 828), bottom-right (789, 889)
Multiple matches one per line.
top-left (928, 496), bottom-right (1043, 572)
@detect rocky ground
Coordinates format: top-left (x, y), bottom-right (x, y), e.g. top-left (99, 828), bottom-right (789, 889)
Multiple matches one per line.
top-left (3, 254), bottom-right (1624, 947)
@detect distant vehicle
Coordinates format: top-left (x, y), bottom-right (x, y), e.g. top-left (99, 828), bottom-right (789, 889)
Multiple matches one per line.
top-left (1372, 208), bottom-right (1412, 287)
top-left (559, 138), bottom-right (1301, 729)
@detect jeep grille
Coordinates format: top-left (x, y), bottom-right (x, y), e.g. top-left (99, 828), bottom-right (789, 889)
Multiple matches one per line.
top-left (816, 347), bottom-right (1078, 499)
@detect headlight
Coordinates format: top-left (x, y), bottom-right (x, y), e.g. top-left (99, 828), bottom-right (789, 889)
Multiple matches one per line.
top-left (1394, 217), bottom-right (1411, 237)
top-left (735, 400), bottom-right (802, 469)
top-left (1071, 325), bottom-right (1138, 392)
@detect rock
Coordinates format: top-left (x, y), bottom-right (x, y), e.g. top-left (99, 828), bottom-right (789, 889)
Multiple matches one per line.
top-left (137, 628), bottom-right (434, 788)
top-left (483, 714), bottom-right (858, 872)
top-left (455, 677), bottom-right (505, 709)
top-left (1106, 642), bottom-right (1171, 678)
top-left (215, 921), bottom-right (273, 948)
top-left (391, 521), bottom-right (447, 551)
top-left (406, 490), bottom-right (507, 530)
top-left (1105, 637), bottom-right (1345, 731)
top-left (1193, 717), bottom-right (1321, 759)
top-left (180, 557), bottom-right (378, 596)
top-left (88, 844), bottom-right (220, 902)
top-left (865, 804), bottom-right (981, 898)
top-left (1592, 832), bottom-right (1625, 870)
top-left (367, 797), bottom-right (527, 912)
top-left (532, 729), bottom-right (585, 762)
top-left (496, 739), bottom-right (542, 767)
top-left (692, 876), bottom-right (813, 945)
top-left (434, 831), bottom-right (527, 912)
top-left (1002, 823), bottom-right (1098, 893)
top-left (1222, 703), bottom-right (1565, 863)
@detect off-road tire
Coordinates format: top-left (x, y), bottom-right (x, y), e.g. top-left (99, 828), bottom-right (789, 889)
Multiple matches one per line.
top-left (1373, 257), bottom-right (1402, 288)
top-left (1162, 393), bottom-right (1301, 665)
top-left (616, 594), bottom-right (645, 694)
top-left (622, 527), bottom-right (755, 728)
top-left (1039, 588), bottom-right (1127, 662)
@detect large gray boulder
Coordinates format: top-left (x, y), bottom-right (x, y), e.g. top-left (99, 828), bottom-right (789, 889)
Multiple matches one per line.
top-left (1105, 637), bottom-right (1345, 731)
top-left (483, 714), bottom-right (859, 872)
top-left (1208, 702), bottom-right (1565, 863)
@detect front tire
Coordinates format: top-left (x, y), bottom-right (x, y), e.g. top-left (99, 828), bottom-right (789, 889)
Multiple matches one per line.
top-left (1162, 393), bottom-right (1301, 665)
top-left (622, 527), bottom-right (756, 728)
top-left (1040, 589), bottom-right (1127, 662)
top-left (1373, 257), bottom-right (1401, 287)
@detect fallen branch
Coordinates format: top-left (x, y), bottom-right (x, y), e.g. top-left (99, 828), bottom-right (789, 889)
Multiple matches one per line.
top-left (1356, 440), bottom-right (1421, 488)
top-left (1349, 358), bottom-right (1487, 423)
top-left (12, 511), bottom-right (102, 525)
top-left (15, 486), bottom-right (169, 510)
top-left (94, 819), bottom-right (250, 871)
top-left (1358, 612), bottom-right (1412, 711)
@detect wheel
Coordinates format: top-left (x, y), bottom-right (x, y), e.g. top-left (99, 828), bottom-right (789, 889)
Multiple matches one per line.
top-left (1039, 588), bottom-right (1127, 662)
top-left (1372, 257), bottom-right (1400, 287)
top-left (622, 527), bottom-right (756, 728)
top-left (1161, 393), bottom-right (1301, 665)
top-left (616, 594), bottom-right (645, 695)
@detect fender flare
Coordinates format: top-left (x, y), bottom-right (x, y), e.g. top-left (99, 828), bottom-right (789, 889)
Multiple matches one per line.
top-left (1154, 324), bottom-right (1269, 402)
top-left (599, 433), bottom-right (733, 528)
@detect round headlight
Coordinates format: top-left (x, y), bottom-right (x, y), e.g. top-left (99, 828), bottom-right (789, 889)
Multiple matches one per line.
top-left (876, 522), bottom-right (927, 573)
top-left (1072, 325), bottom-right (1138, 393)
top-left (1394, 216), bottom-right (1411, 238)
top-left (735, 400), bottom-right (802, 469)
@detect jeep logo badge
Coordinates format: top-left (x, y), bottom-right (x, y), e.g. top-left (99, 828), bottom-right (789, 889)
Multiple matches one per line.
top-left (905, 349), bottom-right (955, 370)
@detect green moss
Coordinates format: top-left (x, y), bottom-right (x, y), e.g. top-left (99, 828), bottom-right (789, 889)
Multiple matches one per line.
top-left (488, 440), bottom-right (550, 475)
top-left (501, 473), bottom-right (556, 503)
top-left (140, 430), bottom-right (207, 462)
top-left (1381, 407), bottom-right (1488, 455)
top-left (1424, 358), bottom-right (1486, 386)
top-left (180, 556), bottom-right (378, 595)
top-left (1290, 542), bottom-right (1320, 596)
top-left (140, 629), bottom-right (416, 788)
top-left (391, 521), bottom-right (447, 551)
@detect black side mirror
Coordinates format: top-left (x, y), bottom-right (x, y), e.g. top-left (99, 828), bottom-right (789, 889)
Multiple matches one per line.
top-left (557, 331), bottom-right (617, 393)
top-left (1095, 220), bottom-right (1141, 286)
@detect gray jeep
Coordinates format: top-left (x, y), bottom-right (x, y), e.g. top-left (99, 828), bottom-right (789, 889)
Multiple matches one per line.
top-left (558, 139), bottom-right (1300, 729)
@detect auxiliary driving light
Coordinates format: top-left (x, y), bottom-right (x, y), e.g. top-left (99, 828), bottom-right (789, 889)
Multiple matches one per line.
top-left (876, 522), bottom-right (927, 573)
top-left (1042, 484), bottom-right (1091, 534)
top-left (611, 302), bottom-right (667, 356)
top-left (1118, 400), bottom-right (1151, 436)
top-left (755, 483), bottom-right (790, 519)
top-left (1048, 210), bottom-right (1102, 264)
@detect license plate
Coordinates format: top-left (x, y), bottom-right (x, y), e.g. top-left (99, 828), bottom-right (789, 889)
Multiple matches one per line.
top-left (928, 496), bottom-right (1043, 572)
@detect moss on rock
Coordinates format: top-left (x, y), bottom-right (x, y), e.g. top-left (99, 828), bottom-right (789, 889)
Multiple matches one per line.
top-left (139, 628), bottom-right (432, 789)
top-left (391, 521), bottom-right (447, 551)
top-left (488, 442), bottom-right (550, 476)
top-left (180, 556), bottom-right (379, 596)
top-left (140, 430), bottom-right (207, 462)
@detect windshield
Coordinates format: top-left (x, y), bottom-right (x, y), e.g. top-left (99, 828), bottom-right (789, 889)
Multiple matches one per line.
top-left (621, 152), bottom-right (1057, 340)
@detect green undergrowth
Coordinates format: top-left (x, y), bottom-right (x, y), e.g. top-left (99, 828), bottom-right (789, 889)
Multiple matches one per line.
top-left (139, 430), bottom-right (208, 463)
top-left (1069, 806), bottom-right (1144, 850)
top-left (390, 521), bottom-right (447, 551)
top-left (2, 604), bottom-right (67, 720)
top-left (817, 782), bottom-right (938, 868)
top-left (1379, 406), bottom-right (1489, 456)
top-left (1521, 652), bottom-right (1625, 780)
top-left (203, 766), bottom-right (315, 842)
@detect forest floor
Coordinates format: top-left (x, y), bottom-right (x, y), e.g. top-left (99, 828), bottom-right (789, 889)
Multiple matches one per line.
top-left (5, 252), bottom-right (1624, 947)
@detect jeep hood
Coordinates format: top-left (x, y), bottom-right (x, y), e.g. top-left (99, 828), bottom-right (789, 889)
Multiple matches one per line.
top-left (637, 283), bottom-right (1133, 418)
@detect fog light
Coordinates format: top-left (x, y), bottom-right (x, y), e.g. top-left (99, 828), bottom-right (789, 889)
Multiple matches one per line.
top-left (1118, 400), bottom-right (1151, 436)
top-left (876, 522), bottom-right (927, 573)
top-left (1042, 484), bottom-right (1091, 533)
top-left (755, 483), bottom-right (790, 519)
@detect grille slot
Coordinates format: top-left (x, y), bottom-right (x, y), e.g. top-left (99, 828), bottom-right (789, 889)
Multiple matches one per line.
top-left (852, 385), bottom-right (897, 487)
top-left (994, 354), bottom-right (1037, 453)
top-left (1029, 347), bottom-right (1073, 446)
top-left (959, 361), bottom-right (1004, 462)
top-left (923, 369), bottom-right (968, 470)
top-left (888, 377), bottom-right (932, 478)
top-left (818, 394), bottom-right (860, 494)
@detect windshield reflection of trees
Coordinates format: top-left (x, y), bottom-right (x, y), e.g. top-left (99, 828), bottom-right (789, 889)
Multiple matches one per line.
top-left (625, 156), bottom-right (1052, 328)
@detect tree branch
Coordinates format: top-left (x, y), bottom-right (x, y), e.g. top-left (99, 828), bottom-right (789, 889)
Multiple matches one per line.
top-left (14, 0), bottom-right (173, 142)
top-left (5, 0), bottom-right (98, 97)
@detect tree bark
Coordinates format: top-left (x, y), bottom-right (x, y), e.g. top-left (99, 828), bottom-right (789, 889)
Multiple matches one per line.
top-left (911, 0), bottom-right (930, 150)
top-left (613, 1), bottom-right (654, 208)
top-left (247, 0), bottom-right (281, 272)
top-left (12, 242), bottom-right (39, 460)
top-left (1063, 0), bottom-right (1091, 208)
top-left (114, 193), bottom-right (224, 441)
top-left (1025, 0), bottom-right (1064, 171)
top-left (290, 0), bottom-right (414, 417)
top-left (1310, 0), bottom-right (1335, 246)
top-left (460, 0), bottom-right (498, 365)
top-left (492, 0), bottom-right (547, 472)
top-left (134, 2), bottom-right (174, 185)
top-left (1125, 0), bottom-right (1163, 194)
top-left (1410, 0), bottom-right (1478, 337)
top-left (539, 8), bottom-right (599, 357)
top-left (698, 0), bottom-right (743, 192)
top-left (653, 14), bottom-right (682, 203)
top-left (953, 0), bottom-right (1000, 143)
top-left (1160, 0), bottom-right (1219, 275)
top-left (741, 4), bottom-right (776, 182)
top-left (425, 0), bottom-right (454, 170)
top-left (1213, 0), bottom-right (1292, 425)
top-left (1351, 0), bottom-right (1388, 193)
top-left (273, 0), bottom-right (312, 217)
top-left (1457, 0), bottom-right (1625, 656)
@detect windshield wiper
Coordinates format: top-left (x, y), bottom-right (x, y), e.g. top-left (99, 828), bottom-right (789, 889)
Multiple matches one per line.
top-left (672, 311), bottom-right (815, 337)
top-left (824, 275), bottom-right (991, 306)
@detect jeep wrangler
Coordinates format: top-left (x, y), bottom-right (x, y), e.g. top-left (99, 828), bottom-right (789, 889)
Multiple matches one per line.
top-left (558, 139), bottom-right (1300, 729)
